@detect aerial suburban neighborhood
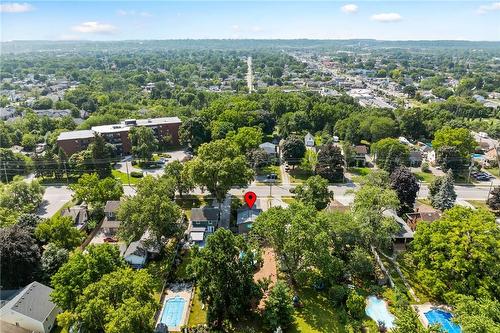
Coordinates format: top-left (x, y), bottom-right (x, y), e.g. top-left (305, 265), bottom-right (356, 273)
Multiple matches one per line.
top-left (1, 1), bottom-right (500, 333)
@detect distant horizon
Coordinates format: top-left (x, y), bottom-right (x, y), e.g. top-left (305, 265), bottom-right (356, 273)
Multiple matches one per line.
top-left (3, 38), bottom-right (500, 43)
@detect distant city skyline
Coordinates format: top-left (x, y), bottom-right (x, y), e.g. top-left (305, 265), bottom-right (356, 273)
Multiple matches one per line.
top-left (1, 1), bottom-right (499, 42)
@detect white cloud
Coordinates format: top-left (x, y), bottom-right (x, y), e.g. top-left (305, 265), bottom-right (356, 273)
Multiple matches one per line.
top-left (371, 12), bottom-right (402, 23)
top-left (341, 4), bottom-right (358, 14)
top-left (251, 25), bottom-right (263, 32)
top-left (117, 9), bottom-right (128, 16)
top-left (231, 25), bottom-right (240, 31)
top-left (0, 2), bottom-right (34, 13)
top-left (72, 21), bottom-right (118, 34)
top-left (477, 2), bottom-right (500, 14)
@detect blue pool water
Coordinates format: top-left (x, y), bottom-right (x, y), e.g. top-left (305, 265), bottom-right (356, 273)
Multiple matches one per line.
top-left (160, 296), bottom-right (186, 328)
top-left (365, 296), bottom-right (395, 329)
top-left (425, 309), bottom-right (461, 333)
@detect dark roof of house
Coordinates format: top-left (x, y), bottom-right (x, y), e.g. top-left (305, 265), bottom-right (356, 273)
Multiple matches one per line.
top-left (5, 282), bottom-right (58, 322)
top-left (190, 207), bottom-right (220, 221)
top-left (407, 211), bottom-right (441, 222)
top-left (60, 205), bottom-right (88, 228)
top-left (104, 200), bottom-right (120, 213)
top-left (236, 208), bottom-right (262, 225)
top-left (409, 151), bottom-right (423, 160)
top-left (101, 217), bottom-right (121, 229)
top-left (354, 145), bottom-right (368, 154)
top-left (123, 241), bottom-right (147, 258)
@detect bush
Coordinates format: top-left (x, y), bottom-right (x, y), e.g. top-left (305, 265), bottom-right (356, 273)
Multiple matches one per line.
top-left (346, 290), bottom-right (365, 319)
top-left (328, 284), bottom-right (348, 306)
top-left (421, 162), bottom-right (430, 173)
top-left (131, 160), bottom-right (138, 166)
top-left (130, 171), bottom-right (144, 178)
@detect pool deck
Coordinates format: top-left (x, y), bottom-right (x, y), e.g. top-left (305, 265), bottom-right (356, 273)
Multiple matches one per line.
top-left (158, 283), bottom-right (194, 332)
top-left (413, 302), bottom-right (454, 328)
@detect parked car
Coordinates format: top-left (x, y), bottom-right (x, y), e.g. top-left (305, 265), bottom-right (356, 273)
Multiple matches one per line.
top-left (103, 237), bottom-right (118, 243)
top-left (266, 173), bottom-right (278, 180)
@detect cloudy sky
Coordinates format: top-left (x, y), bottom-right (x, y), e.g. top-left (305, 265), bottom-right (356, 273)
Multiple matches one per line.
top-left (1, 1), bottom-right (499, 41)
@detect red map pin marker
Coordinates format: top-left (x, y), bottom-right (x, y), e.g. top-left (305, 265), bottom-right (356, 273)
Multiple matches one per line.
top-left (244, 191), bottom-right (257, 208)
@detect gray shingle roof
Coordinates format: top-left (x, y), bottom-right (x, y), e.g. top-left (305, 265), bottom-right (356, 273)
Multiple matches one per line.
top-left (7, 282), bottom-right (57, 322)
top-left (104, 200), bottom-right (120, 213)
top-left (190, 207), bottom-right (220, 221)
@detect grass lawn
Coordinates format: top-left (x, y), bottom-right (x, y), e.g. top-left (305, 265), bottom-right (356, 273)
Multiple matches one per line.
top-left (281, 196), bottom-right (296, 205)
top-left (467, 200), bottom-right (490, 210)
top-left (112, 169), bottom-right (140, 185)
top-left (413, 171), bottom-right (436, 183)
top-left (187, 285), bottom-right (207, 327)
top-left (175, 195), bottom-right (211, 219)
top-left (289, 167), bottom-right (312, 184)
top-left (349, 167), bottom-right (372, 176)
top-left (174, 250), bottom-right (193, 280)
top-left (290, 288), bottom-right (379, 333)
top-left (485, 167), bottom-right (500, 177)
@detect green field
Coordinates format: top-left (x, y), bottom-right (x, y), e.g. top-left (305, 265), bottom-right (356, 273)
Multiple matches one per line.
top-left (111, 169), bottom-right (140, 185)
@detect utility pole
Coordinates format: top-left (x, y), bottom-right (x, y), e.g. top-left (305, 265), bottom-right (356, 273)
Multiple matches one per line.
top-left (2, 161), bottom-right (8, 183)
top-left (125, 160), bottom-right (131, 186)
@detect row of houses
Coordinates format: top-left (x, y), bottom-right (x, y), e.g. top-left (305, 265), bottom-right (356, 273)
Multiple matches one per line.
top-left (56, 117), bottom-right (182, 156)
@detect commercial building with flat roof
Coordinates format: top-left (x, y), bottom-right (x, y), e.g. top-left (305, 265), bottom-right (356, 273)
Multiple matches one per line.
top-left (57, 117), bottom-right (181, 156)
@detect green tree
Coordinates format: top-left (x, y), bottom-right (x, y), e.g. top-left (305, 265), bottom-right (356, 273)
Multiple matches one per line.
top-left (129, 126), bottom-right (158, 161)
top-left (436, 146), bottom-right (467, 173)
top-left (51, 244), bottom-right (125, 311)
top-left (0, 225), bottom-right (41, 288)
top-left (432, 126), bottom-right (476, 159)
top-left (179, 117), bottom-right (210, 149)
top-left (351, 184), bottom-right (400, 248)
top-left (263, 281), bottom-right (294, 331)
top-left (0, 177), bottom-right (44, 214)
top-left (410, 206), bottom-right (500, 300)
top-left (372, 138), bottom-right (410, 173)
top-left (163, 160), bottom-right (194, 198)
top-left (41, 243), bottom-right (69, 283)
top-left (346, 291), bottom-right (365, 319)
top-left (226, 126), bottom-right (263, 153)
top-left (452, 295), bottom-right (500, 333)
top-left (294, 175), bottom-right (333, 210)
top-left (35, 215), bottom-right (84, 250)
top-left (21, 133), bottom-right (37, 151)
top-left (188, 229), bottom-right (261, 329)
top-left (429, 170), bottom-right (456, 211)
top-left (187, 139), bottom-right (253, 202)
top-left (315, 144), bottom-right (344, 182)
top-left (300, 149), bottom-right (318, 173)
top-left (281, 135), bottom-right (306, 167)
top-left (0, 149), bottom-right (29, 181)
top-left (347, 246), bottom-right (375, 279)
top-left (118, 176), bottom-right (181, 244)
top-left (63, 268), bottom-right (157, 333)
top-left (70, 173), bottom-right (123, 208)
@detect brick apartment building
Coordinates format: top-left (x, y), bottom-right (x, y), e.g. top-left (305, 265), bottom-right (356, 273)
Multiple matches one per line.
top-left (57, 117), bottom-right (182, 156)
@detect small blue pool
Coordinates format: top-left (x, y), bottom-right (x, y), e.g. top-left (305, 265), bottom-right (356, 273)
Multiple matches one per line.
top-left (160, 296), bottom-right (186, 328)
top-left (425, 309), bottom-right (461, 333)
top-left (365, 296), bottom-right (395, 329)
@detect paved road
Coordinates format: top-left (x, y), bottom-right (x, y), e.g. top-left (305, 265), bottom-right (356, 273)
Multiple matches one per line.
top-left (37, 186), bottom-right (74, 218)
top-left (37, 180), bottom-right (491, 220)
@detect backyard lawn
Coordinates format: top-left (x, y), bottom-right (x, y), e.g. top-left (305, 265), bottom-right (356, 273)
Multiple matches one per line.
top-left (290, 288), bottom-right (379, 333)
top-left (187, 286), bottom-right (207, 327)
top-left (467, 200), bottom-right (490, 210)
top-left (256, 165), bottom-right (281, 181)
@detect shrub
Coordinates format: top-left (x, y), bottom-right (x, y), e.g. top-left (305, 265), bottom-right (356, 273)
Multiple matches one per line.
top-left (130, 171), bottom-right (144, 178)
top-left (421, 162), bottom-right (430, 173)
top-left (328, 284), bottom-right (348, 306)
top-left (346, 290), bottom-right (365, 319)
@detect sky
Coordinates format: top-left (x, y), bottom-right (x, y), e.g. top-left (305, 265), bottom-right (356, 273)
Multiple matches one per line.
top-left (1, 1), bottom-right (499, 41)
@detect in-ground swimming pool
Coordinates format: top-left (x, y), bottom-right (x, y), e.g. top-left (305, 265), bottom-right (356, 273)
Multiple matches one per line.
top-left (425, 309), bottom-right (461, 333)
top-left (365, 296), bottom-right (395, 329)
top-left (160, 296), bottom-right (187, 329)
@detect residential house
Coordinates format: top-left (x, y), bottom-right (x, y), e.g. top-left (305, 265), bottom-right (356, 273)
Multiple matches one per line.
top-left (60, 204), bottom-right (88, 230)
top-left (0, 282), bottom-right (61, 333)
top-left (102, 200), bottom-right (121, 237)
top-left (237, 207), bottom-right (262, 234)
top-left (405, 210), bottom-right (441, 231)
top-left (354, 145), bottom-right (369, 167)
top-left (259, 142), bottom-right (278, 157)
top-left (304, 133), bottom-right (315, 147)
top-left (123, 230), bottom-right (160, 268)
top-left (383, 210), bottom-right (414, 252)
top-left (409, 151), bottom-right (423, 167)
top-left (188, 207), bottom-right (220, 247)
